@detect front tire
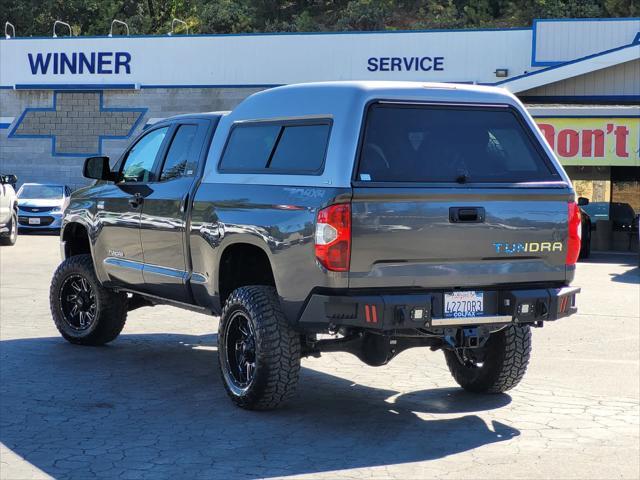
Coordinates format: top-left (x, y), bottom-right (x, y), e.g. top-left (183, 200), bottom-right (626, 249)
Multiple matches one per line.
top-left (218, 286), bottom-right (301, 410)
top-left (50, 254), bottom-right (127, 345)
top-left (0, 211), bottom-right (17, 246)
top-left (444, 324), bottom-right (531, 393)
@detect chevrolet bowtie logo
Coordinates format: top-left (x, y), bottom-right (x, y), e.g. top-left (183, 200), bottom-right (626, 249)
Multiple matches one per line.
top-left (9, 91), bottom-right (146, 157)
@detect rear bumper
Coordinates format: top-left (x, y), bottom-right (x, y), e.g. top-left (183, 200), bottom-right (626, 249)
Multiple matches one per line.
top-left (298, 286), bottom-right (580, 331)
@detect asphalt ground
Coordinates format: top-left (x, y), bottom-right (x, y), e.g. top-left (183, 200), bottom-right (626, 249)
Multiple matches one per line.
top-left (1, 234), bottom-right (638, 480)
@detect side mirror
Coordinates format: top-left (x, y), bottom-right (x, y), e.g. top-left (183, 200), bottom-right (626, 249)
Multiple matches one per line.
top-left (577, 197), bottom-right (589, 207)
top-left (83, 156), bottom-right (116, 181)
top-left (0, 174), bottom-right (17, 185)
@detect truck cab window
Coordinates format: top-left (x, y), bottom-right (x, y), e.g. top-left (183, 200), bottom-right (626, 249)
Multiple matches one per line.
top-left (160, 125), bottom-right (198, 181)
top-left (120, 127), bottom-right (169, 183)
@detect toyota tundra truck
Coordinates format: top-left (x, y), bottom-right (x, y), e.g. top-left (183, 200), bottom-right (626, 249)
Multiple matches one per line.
top-left (50, 82), bottom-right (581, 410)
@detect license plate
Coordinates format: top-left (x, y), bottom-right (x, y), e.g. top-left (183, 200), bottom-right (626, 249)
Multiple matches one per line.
top-left (444, 291), bottom-right (484, 318)
top-left (28, 217), bottom-right (41, 225)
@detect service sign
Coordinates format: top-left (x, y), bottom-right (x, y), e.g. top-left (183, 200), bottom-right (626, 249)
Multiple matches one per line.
top-left (535, 117), bottom-right (640, 167)
top-left (0, 31), bottom-right (533, 87)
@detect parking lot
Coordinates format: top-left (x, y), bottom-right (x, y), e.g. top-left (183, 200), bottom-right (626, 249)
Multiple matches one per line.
top-left (0, 234), bottom-right (638, 480)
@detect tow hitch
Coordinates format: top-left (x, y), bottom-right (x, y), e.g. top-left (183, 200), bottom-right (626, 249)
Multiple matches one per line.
top-left (444, 326), bottom-right (491, 349)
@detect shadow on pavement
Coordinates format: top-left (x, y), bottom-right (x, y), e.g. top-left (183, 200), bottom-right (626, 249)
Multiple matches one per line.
top-left (609, 266), bottom-right (640, 284)
top-left (0, 333), bottom-right (518, 479)
top-left (581, 252), bottom-right (638, 266)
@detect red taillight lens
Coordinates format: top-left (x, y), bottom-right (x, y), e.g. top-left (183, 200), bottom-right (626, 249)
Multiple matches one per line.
top-left (566, 201), bottom-right (582, 266)
top-left (315, 204), bottom-right (351, 272)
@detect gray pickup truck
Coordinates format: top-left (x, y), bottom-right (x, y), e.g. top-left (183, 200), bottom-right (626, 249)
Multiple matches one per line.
top-left (50, 82), bottom-right (581, 410)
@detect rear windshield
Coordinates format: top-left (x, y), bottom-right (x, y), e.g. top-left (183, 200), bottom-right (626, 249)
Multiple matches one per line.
top-left (357, 104), bottom-right (557, 183)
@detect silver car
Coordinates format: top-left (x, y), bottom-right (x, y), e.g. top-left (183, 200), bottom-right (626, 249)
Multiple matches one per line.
top-left (17, 183), bottom-right (71, 231)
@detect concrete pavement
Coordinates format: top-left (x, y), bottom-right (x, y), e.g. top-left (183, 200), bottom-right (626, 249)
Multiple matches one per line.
top-left (1, 235), bottom-right (638, 479)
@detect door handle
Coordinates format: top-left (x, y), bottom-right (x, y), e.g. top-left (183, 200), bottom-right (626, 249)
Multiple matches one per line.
top-left (449, 207), bottom-right (485, 223)
top-left (128, 193), bottom-right (144, 208)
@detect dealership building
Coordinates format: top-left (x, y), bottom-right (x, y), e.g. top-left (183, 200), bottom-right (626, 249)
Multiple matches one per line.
top-left (0, 17), bottom-right (638, 248)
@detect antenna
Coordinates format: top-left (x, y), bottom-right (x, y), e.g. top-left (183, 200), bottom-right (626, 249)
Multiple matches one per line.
top-left (109, 19), bottom-right (130, 37)
top-left (168, 18), bottom-right (188, 35)
top-left (53, 20), bottom-right (72, 38)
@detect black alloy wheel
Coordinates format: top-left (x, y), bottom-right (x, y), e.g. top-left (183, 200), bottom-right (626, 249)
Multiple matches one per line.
top-left (59, 274), bottom-right (98, 331)
top-left (50, 254), bottom-right (127, 345)
top-left (223, 310), bottom-right (257, 392)
top-left (217, 286), bottom-right (301, 410)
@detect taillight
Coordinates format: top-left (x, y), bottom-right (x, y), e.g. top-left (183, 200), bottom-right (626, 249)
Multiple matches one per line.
top-left (315, 203), bottom-right (351, 272)
top-left (566, 201), bottom-right (582, 266)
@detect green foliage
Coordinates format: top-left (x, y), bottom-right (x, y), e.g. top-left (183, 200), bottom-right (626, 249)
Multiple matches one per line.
top-left (503, 0), bottom-right (605, 24)
top-left (0, 0), bottom-right (634, 37)
top-left (414, 0), bottom-right (461, 29)
top-left (199, 0), bottom-right (252, 33)
top-left (336, 0), bottom-right (394, 31)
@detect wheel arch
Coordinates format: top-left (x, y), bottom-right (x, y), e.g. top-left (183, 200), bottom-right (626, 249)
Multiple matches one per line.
top-left (216, 240), bottom-right (277, 308)
top-left (61, 221), bottom-right (94, 260)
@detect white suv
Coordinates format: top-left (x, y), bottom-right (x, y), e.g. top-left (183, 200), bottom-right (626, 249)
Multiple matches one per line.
top-left (0, 174), bottom-right (18, 246)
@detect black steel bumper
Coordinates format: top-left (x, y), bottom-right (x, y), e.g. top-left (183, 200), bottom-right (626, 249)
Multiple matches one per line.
top-left (298, 286), bottom-right (580, 330)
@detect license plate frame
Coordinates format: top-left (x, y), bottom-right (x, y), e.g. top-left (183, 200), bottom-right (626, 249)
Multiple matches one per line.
top-left (444, 291), bottom-right (484, 319)
top-left (28, 217), bottom-right (41, 225)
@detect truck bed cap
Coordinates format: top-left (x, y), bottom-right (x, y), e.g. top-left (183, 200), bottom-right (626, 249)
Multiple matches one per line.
top-left (232, 81), bottom-right (520, 120)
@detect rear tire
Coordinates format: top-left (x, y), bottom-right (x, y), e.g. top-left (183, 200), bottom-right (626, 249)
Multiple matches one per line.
top-left (0, 211), bottom-right (17, 246)
top-left (218, 286), bottom-right (301, 410)
top-left (444, 324), bottom-right (531, 393)
top-left (50, 254), bottom-right (127, 345)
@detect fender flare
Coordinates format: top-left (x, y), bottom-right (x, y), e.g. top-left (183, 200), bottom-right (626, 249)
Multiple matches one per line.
top-left (60, 217), bottom-right (95, 261)
top-left (213, 234), bottom-right (277, 296)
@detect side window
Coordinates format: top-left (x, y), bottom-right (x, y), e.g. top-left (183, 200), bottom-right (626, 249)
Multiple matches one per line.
top-left (160, 125), bottom-right (199, 181)
top-left (269, 125), bottom-right (330, 173)
top-left (219, 125), bottom-right (280, 171)
top-left (219, 122), bottom-right (330, 174)
top-left (120, 127), bottom-right (169, 183)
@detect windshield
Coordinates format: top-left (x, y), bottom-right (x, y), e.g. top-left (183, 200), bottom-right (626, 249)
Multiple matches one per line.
top-left (581, 202), bottom-right (610, 219)
top-left (18, 185), bottom-right (64, 199)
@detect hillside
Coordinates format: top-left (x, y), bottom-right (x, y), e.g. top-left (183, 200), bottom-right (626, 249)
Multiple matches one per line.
top-left (1, 0), bottom-right (636, 38)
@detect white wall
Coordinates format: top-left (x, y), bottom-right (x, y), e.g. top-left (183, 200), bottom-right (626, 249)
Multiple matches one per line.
top-left (0, 29), bottom-right (534, 87)
top-left (521, 59), bottom-right (640, 97)
top-left (533, 18), bottom-right (640, 65)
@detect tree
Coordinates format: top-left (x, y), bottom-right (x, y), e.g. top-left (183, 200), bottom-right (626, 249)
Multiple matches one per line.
top-left (336, 0), bottom-right (394, 31)
top-left (200, 0), bottom-right (252, 33)
top-left (0, 0), bottom-right (633, 37)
